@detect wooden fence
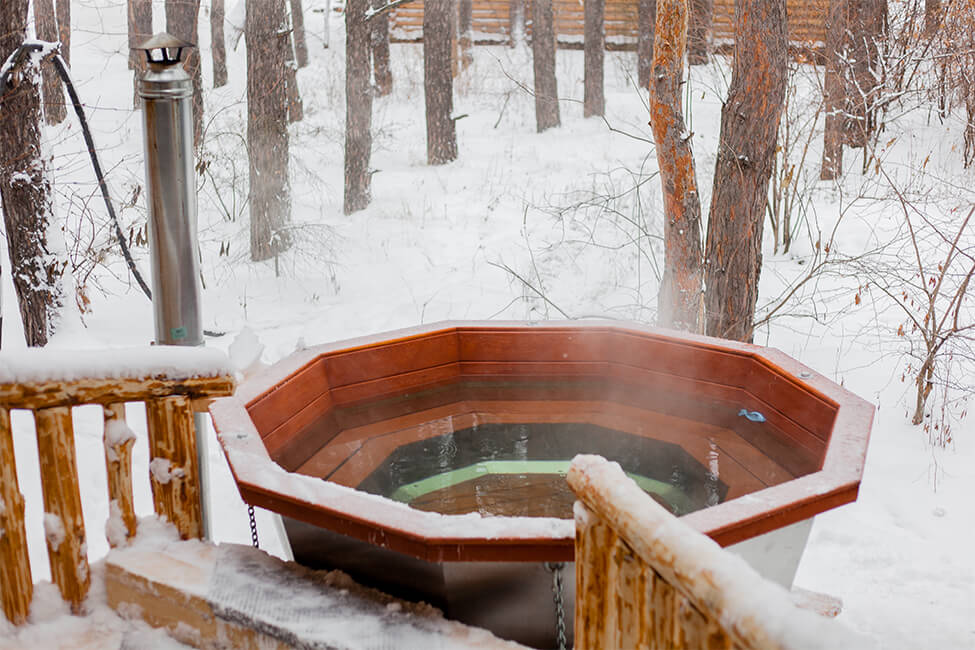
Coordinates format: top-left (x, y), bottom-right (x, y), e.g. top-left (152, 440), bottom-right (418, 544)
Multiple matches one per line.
top-left (391, 0), bottom-right (829, 48)
top-left (0, 349), bottom-right (234, 624)
top-left (567, 454), bottom-right (854, 649)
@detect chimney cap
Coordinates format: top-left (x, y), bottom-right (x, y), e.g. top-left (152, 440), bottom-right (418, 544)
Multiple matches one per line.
top-left (135, 32), bottom-right (195, 65)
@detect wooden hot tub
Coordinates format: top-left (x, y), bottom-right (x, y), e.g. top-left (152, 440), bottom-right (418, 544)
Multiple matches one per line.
top-left (211, 321), bottom-right (873, 648)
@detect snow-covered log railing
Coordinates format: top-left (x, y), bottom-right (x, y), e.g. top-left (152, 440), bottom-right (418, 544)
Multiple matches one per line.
top-left (567, 455), bottom-right (855, 650)
top-left (0, 347), bottom-right (235, 625)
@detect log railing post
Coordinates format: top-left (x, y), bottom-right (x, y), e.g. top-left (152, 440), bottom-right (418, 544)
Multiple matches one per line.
top-left (568, 454), bottom-right (852, 650)
top-left (103, 403), bottom-right (138, 545)
top-left (0, 407), bottom-right (32, 624)
top-left (146, 396), bottom-right (202, 540)
top-left (34, 406), bottom-right (90, 613)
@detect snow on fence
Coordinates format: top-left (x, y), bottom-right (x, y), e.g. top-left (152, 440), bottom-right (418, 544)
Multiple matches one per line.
top-left (0, 348), bottom-right (235, 624)
top-left (390, 0), bottom-right (828, 48)
top-left (567, 455), bottom-right (856, 650)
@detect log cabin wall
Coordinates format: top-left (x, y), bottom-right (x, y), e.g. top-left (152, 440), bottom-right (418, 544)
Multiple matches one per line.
top-left (390, 0), bottom-right (828, 49)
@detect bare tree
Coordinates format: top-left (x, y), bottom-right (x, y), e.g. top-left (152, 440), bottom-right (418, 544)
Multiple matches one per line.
top-left (637, 0), bottom-right (656, 88)
top-left (290, 0), bottom-right (310, 67)
top-left (704, 0), bottom-right (788, 342)
top-left (687, 0), bottom-right (713, 65)
top-left (651, 0), bottom-right (703, 332)
top-left (425, 0), bottom-right (458, 163)
top-left (509, 0), bottom-right (525, 47)
top-left (246, 0), bottom-right (292, 260)
top-left (34, 0), bottom-right (65, 124)
top-left (345, 0), bottom-right (373, 213)
top-left (372, 0), bottom-right (393, 95)
top-left (1, 0), bottom-right (65, 346)
top-left (925, 0), bottom-right (941, 36)
top-left (584, 0), bottom-right (605, 117)
top-left (128, 0), bottom-right (152, 106)
top-left (56, 0), bottom-right (69, 63)
top-left (821, 0), bottom-right (846, 180)
top-left (458, 0), bottom-right (474, 70)
top-left (285, 17), bottom-right (304, 123)
top-left (212, 0), bottom-right (228, 87)
top-left (532, 0), bottom-right (560, 131)
top-left (821, 0), bottom-right (886, 177)
top-left (166, 0), bottom-right (203, 146)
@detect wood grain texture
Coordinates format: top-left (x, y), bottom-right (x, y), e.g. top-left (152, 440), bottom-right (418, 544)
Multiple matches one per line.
top-left (103, 403), bottom-right (137, 545)
top-left (146, 396), bottom-right (202, 540)
top-left (569, 455), bottom-right (852, 650)
top-left (0, 407), bottom-right (32, 624)
top-left (0, 374), bottom-right (235, 411)
top-left (34, 406), bottom-right (90, 613)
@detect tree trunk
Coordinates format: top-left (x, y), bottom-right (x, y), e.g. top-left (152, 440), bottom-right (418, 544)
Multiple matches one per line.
top-left (0, 0), bottom-right (64, 346)
top-left (372, 0), bottom-right (393, 95)
top-left (165, 0), bottom-right (203, 147)
top-left (651, 0), bottom-right (703, 332)
top-left (425, 0), bottom-right (459, 164)
top-left (509, 0), bottom-right (525, 47)
top-left (637, 0), bottom-right (656, 89)
top-left (704, 0), bottom-right (788, 342)
top-left (844, 0), bottom-right (886, 148)
top-left (211, 0), bottom-right (227, 87)
top-left (532, 0), bottom-right (560, 132)
top-left (246, 0), bottom-right (292, 260)
top-left (285, 16), bottom-right (304, 123)
top-left (34, 0), bottom-right (66, 124)
top-left (821, 0), bottom-right (846, 179)
top-left (290, 0), bottom-right (309, 67)
top-left (584, 0), bottom-right (605, 117)
top-left (128, 0), bottom-right (152, 106)
top-left (458, 0), bottom-right (474, 70)
top-left (344, 0), bottom-right (373, 213)
top-left (56, 0), bottom-right (69, 64)
top-left (687, 0), bottom-right (713, 65)
top-left (925, 0), bottom-right (941, 37)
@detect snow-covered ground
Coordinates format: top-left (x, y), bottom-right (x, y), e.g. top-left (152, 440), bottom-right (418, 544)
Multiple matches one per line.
top-left (1, 0), bottom-right (973, 647)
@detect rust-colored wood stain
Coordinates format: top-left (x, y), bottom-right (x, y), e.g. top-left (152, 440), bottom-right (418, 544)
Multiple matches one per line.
top-left (211, 321), bottom-right (873, 563)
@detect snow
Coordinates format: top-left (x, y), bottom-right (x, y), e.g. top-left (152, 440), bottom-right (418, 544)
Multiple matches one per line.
top-left (148, 458), bottom-right (185, 485)
top-left (0, 0), bottom-right (972, 647)
top-left (0, 346), bottom-right (234, 385)
top-left (42, 514), bottom-right (65, 551)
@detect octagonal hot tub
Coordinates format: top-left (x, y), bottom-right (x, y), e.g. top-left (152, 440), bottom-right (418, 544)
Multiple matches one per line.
top-left (211, 321), bottom-right (873, 648)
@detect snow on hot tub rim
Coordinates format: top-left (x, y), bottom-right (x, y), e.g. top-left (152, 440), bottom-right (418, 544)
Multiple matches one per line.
top-left (209, 320), bottom-right (875, 562)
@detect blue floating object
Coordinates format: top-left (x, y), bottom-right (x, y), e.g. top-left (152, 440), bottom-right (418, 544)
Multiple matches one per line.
top-left (738, 409), bottom-right (766, 423)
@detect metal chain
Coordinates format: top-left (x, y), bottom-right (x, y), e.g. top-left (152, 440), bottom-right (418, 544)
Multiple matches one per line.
top-left (545, 562), bottom-right (567, 650)
top-left (247, 504), bottom-right (260, 548)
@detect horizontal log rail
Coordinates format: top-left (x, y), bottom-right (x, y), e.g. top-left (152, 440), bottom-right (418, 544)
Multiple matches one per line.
top-left (0, 347), bottom-right (234, 625)
top-left (567, 454), bottom-right (855, 650)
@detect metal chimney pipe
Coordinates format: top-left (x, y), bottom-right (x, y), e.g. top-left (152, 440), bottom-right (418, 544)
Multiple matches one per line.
top-left (136, 33), bottom-right (211, 539)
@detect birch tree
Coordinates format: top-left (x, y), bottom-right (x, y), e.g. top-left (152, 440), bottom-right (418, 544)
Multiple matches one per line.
top-left (0, 0), bottom-right (65, 345)
top-left (704, 0), bottom-right (788, 342)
